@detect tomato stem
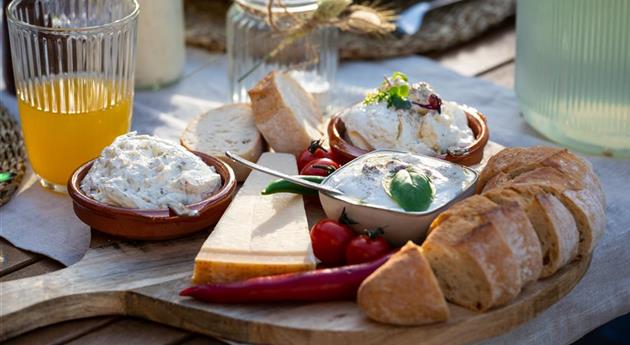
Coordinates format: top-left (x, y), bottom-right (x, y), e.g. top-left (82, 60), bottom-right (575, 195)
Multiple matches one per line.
top-left (308, 139), bottom-right (328, 154)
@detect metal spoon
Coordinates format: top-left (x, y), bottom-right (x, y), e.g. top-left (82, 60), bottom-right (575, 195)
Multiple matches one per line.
top-left (395, 0), bottom-right (466, 37)
top-left (225, 151), bottom-right (343, 195)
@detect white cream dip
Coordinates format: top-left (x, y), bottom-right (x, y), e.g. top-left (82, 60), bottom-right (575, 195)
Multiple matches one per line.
top-left (81, 133), bottom-right (221, 209)
top-left (324, 152), bottom-right (476, 212)
top-left (341, 78), bottom-right (476, 156)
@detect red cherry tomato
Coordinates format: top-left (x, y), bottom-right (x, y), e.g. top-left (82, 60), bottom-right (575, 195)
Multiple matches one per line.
top-left (297, 140), bottom-right (336, 171)
top-left (310, 219), bottom-right (355, 265)
top-left (300, 158), bottom-right (340, 177)
top-left (345, 228), bottom-right (392, 265)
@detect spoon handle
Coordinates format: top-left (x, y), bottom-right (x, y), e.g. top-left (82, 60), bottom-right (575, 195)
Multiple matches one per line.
top-left (225, 151), bottom-right (342, 195)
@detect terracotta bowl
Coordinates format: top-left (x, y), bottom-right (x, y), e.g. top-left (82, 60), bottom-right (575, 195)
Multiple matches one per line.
top-left (328, 110), bottom-right (489, 166)
top-left (67, 151), bottom-right (237, 241)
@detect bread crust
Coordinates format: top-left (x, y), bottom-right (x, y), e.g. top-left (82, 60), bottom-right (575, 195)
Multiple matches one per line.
top-left (477, 147), bottom-right (605, 206)
top-left (424, 195), bottom-right (542, 311)
top-left (483, 185), bottom-right (579, 277)
top-left (484, 167), bottom-right (605, 256)
top-left (358, 242), bottom-right (449, 325)
top-left (248, 72), bottom-right (323, 156)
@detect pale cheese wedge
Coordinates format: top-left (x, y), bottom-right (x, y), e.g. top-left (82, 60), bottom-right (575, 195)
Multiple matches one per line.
top-left (192, 152), bottom-right (316, 284)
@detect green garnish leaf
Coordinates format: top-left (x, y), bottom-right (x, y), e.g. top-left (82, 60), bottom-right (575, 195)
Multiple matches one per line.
top-left (363, 72), bottom-right (412, 110)
top-left (383, 167), bottom-right (434, 212)
top-left (0, 171), bottom-right (13, 183)
top-left (391, 71), bottom-right (409, 82)
top-left (388, 94), bottom-right (411, 109)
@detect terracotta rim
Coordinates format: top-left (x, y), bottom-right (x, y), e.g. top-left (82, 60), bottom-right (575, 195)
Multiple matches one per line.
top-left (67, 151), bottom-right (237, 222)
top-left (327, 110), bottom-right (489, 166)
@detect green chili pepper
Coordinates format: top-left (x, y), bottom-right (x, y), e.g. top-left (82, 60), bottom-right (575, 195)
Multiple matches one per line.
top-left (261, 175), bottom-right (325, 196)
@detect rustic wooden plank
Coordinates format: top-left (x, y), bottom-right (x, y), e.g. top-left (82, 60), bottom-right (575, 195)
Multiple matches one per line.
top-left (432, 20), bottom-right (516, 77)
top-left (479, 61), bottom-right (516, 90)
top-left (66, 318), bottom-right (191, 345)
top-left (178, 335), bottom-right (231, 345)
top-left (2, 317), bottom-right (118, 345)
top-left (0, 239), bottom-right (40, 276)
top-left (0, 259), bottom-right (63, 282)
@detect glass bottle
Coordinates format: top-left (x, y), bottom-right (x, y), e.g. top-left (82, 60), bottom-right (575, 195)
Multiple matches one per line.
top-left (516, 0), bottom-right (630, 158)
top-left (227, 0), bottom-right (338, 108)
top-left (135, 0), bottom-right (186, 89)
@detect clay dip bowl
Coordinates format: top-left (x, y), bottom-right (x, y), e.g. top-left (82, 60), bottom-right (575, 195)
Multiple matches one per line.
top-left (328, 110), bottom-right (489, 166)
top-left (68, 151), bottom-right (237, 241)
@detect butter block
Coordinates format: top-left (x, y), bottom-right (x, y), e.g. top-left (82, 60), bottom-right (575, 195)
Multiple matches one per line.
top-left (192, 152), bottom-right (316, 284)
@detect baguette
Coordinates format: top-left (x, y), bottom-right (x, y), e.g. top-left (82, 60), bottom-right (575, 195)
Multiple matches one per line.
top-left (483, 185), bottom-right (579, 277)
top-left (478, 147), bottom-right (604, 206)
top-left (358, 242), bottom-right (449, 325)
top-left (423, 195), bottom-right (542, 311)
top-left (485, 167), bottom-right (605, 256)
top-left (181, 104), bottom-right (264, 182)
top-left (248, 71), bottom-right (323, 156)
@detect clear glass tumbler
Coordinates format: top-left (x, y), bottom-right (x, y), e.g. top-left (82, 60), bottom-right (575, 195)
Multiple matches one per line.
top-left (227, 0), bottom-right (338, 108)
top-left (516, 0), bottom-right (630, 158)
top-left (7, 0), bottom-right (139, 192)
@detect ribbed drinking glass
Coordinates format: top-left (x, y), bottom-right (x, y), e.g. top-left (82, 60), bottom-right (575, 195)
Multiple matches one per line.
top-left (516, 0), bottom-right (630, 158)
top-left (7, 0), bottom-right (139, 192)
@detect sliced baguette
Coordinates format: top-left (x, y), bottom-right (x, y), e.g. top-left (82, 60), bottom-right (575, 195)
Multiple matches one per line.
top-left (478, 146), bottom-right (604, 206)
top-left (486, 167), bottom-right (605, 256)
top-left (483, 185), bottom-right (579, 277)
top-left (181, 104), bottom-right (264, 182)
top-left (248, 71), bottom-right (323, 156)
top-left (423, 195), bottom-right (542, 311)
top-left (358, 242), bottom-right (449, 325)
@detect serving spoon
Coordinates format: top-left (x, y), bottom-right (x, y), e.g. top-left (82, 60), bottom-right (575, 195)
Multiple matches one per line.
top-left (225, 151), bottom-right (343, 195)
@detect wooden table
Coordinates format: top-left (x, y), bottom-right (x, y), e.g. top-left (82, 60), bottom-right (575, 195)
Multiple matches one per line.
top-left (0, 20), bottom-right (517, 345)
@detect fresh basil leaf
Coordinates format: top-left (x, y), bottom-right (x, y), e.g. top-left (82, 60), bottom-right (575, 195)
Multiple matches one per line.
top-left (389, 94), bottom-right (412, 110)
top-left (383, 168), bottom-right (434, 212)
top-left (0, 171), bottom-right (13, 183)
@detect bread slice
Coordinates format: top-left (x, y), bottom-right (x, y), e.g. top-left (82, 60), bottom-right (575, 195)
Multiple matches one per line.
top-left (478, 147), bottom-right (561, 193)
top-left (423, 195), bottom-right (542, 311)
top-left (248, 71), bottom-right (323, 156)
top-left (358, 242), bottom-right (449, 325)
top-left (181, 104), bottom-right (264, 182)
top-left (483, 185), bottom-right (579, 277)
top-left (478, 146), bottom-right (604, 206)
top-left (489, 167), bottom-right (605, 256)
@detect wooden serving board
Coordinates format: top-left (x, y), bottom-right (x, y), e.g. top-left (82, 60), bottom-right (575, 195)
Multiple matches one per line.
top-left (0, 142), bottom-right (591, 345)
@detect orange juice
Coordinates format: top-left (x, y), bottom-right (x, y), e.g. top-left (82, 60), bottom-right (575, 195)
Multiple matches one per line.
top-left (18, 77), bottom-right (132, 187)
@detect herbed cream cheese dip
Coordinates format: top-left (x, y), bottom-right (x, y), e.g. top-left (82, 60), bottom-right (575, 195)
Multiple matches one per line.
top-left (341, 73), bottom-right (476, 156)
top-left (81, 132), bottom-right (221, 209)
top-left (325, 152), bottom-right (477, 212)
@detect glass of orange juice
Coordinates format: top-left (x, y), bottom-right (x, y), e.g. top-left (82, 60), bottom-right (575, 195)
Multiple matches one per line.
top-left (7, 0), bottom-right (139, 192)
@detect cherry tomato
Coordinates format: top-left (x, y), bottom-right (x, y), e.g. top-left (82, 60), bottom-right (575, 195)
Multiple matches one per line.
top-left (297, 140), bottom-right (336, 171)
top-left (300, 158), bottom-right (340, 177)
top-left (310, 219), bottom-right (355, 265)
top-left (345, 228), bottom-right (392, 265)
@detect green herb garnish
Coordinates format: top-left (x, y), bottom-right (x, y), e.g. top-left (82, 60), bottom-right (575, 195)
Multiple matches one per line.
top-left (383, 167), bottom-right (434, 212)
top-left (363, 72), bottom-right (412, 110)
top-left (0, 172), bottom-right (13, 183)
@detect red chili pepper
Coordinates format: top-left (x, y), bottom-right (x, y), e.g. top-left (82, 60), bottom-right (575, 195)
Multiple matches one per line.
top-left (179, 253), bottom-right (393, 304)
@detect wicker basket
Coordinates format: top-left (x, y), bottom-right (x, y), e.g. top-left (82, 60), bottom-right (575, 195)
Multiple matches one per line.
top-left (0, 105), bottom-right (26, 207)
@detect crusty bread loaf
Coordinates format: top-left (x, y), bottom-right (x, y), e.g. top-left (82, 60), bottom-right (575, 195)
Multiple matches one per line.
top-left (358, 242), bottom-right (449, 325)
top-left (483, 185), bottom-right (579, 277)
top-left (478, 146), bottom-right (604, 206)
top-left (181, 104), bottom-right (264, 182)
top-left (423, 195), bottom-right (542, 311)
top-left (485, 167), bottom-right (605, 256)
top-left (477, 147), bottom-right (561, 192)
top-left (248, 71), bottom-right (323, 156)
